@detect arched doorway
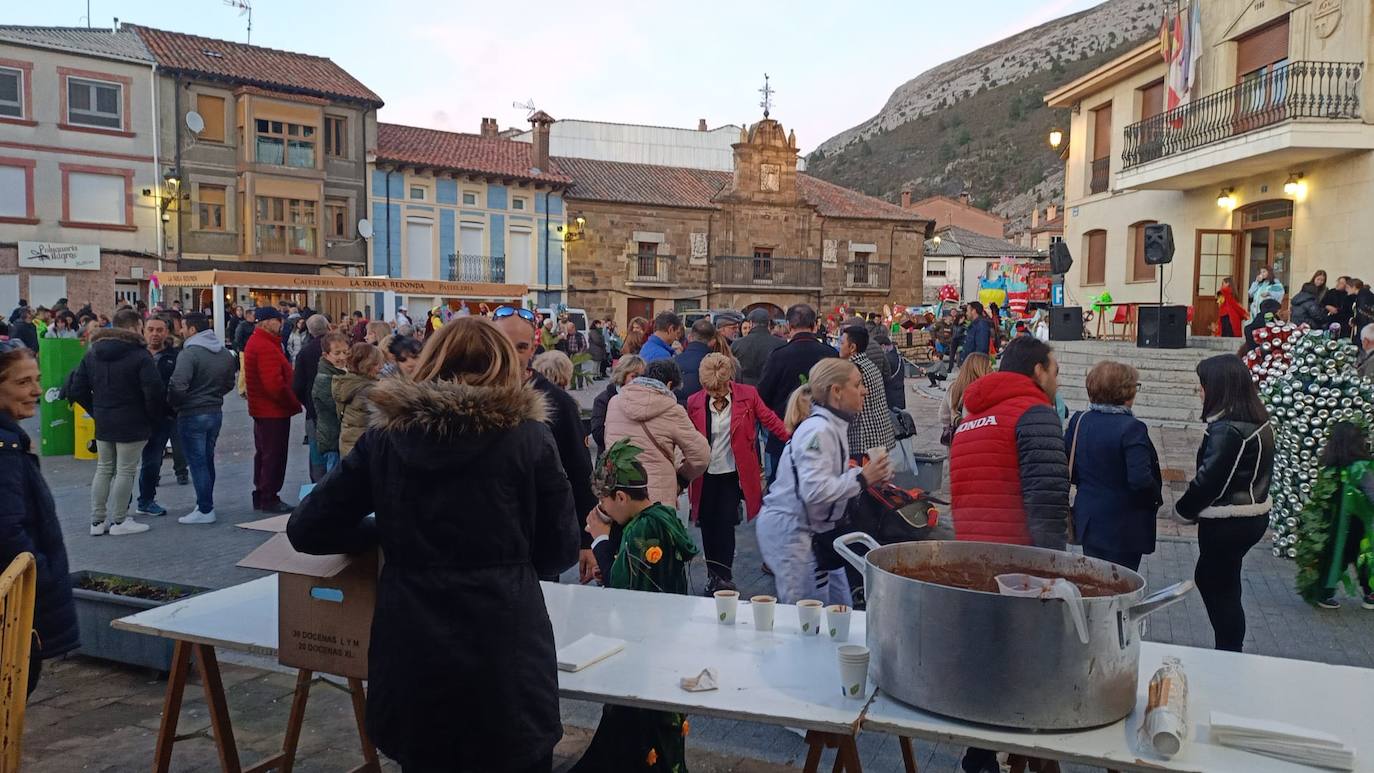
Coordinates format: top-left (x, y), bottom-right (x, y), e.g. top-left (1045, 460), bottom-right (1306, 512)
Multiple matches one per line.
top-left (1234, 199), bottom-right (1293, 293)
top-left (743, 301), bottom-right (784, 322)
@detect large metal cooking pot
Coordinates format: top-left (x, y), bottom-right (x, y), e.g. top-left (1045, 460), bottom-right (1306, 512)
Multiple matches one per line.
top-left (835, 533), bottom-right (1193, 730)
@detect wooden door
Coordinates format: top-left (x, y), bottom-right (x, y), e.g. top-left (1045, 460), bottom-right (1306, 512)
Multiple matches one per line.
top-left (1193, 229), bottom-right (1241, 335)
top-left (626, 298), bottom-right (653, 326)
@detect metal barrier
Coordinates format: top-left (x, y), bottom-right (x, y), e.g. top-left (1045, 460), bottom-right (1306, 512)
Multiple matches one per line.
top-left (0, 552), bottom-right (36, 772)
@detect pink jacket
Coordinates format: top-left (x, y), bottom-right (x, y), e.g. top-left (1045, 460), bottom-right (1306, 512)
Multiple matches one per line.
top-left (603, 380), bottom-right (711, 509)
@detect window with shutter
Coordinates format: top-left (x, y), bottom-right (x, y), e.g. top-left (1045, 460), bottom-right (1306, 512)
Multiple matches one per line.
top-left (1130, 221), bottom-right (1158, 282)
top-left (197, 94), bottom-right (226, 142)
top-left (1236, 17), bottom-right (1289, 77)
top-left (1090, 104), bottom-right (1112, 194)
top-left (1084, 229), bottom-right (1107, 285)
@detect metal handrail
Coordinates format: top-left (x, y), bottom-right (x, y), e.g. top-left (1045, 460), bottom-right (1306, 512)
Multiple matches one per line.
top-left (1122, 61), bottom-right (1363, 169)
top-left (713, 255), bottom-right (822, 288)
top-left (627, 254), bottom-right (675, 284)
top-left (846, 261), bottom-right (891, 290)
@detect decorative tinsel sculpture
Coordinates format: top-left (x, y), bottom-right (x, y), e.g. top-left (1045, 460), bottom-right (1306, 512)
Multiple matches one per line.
top-left (1257, 327), bottom-right (1374, 558)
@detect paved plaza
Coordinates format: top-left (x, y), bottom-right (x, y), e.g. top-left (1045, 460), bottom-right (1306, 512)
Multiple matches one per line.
top-left (19, 379), bottom-right (1374, 772)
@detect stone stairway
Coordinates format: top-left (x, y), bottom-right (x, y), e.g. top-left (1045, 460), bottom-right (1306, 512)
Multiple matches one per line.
top-left (1052, 337), bottom-right (1238, 427)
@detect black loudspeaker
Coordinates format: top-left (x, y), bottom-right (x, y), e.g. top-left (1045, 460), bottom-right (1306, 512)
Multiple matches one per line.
top-left (1138, 305), bottom-right (1188, 349)
top-left (1049, 241), bottom-right (1073, 275)
top-left (1049, 306), bottom-right (1083, 341)
top-left (1143, 223), bottom-right (1175, 265)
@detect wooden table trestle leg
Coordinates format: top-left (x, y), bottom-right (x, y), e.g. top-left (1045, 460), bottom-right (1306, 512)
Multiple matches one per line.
top-left (801, 731), bottom-right (863, 773)
top-left (346, 677), bottom-right (381, 773)
top-left (153, 640), bottom-right (193, 773)
top-left (899, 736), bottom-right (918, 773)
top-left (193, 643), bottom-right (243, 773)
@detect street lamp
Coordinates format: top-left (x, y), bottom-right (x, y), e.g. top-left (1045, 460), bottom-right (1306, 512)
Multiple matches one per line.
top-left (1048, 128), bottom-right (1064, 150)
top-left (1283, 173), bottom-right (1305, 197)
top-left (1216, 188), bottom-right (1237, 209)
top-left (932, 235), bottom-right (942, 250)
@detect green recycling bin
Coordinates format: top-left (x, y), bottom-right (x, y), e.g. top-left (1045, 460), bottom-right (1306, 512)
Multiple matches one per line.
top-left (39, 338), bottom-right (85, 456)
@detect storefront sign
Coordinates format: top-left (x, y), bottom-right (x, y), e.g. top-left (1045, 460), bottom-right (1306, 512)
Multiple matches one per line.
top-left (19, 241), bottom-right (100, 271)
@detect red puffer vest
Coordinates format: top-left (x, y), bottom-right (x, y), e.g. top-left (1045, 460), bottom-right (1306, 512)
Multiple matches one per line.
top-left (949, 371), bottom-right (1051, 545)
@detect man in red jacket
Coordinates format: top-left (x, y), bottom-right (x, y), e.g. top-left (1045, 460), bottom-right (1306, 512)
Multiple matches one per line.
top-left (949, 335), bottom-right (1069, 547)
top-left (242, 306), bottom-right (301, 513)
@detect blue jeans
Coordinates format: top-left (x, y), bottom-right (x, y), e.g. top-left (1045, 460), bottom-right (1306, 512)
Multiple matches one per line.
top-left (137, 416), bottom-right (177, 508)
top-left (177, 412), bottom-right (223, 514)
top-left (322, 451), bottom-right (340, 473)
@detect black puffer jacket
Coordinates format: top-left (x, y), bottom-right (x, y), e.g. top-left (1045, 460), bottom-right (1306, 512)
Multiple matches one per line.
top-left (63, 327), bottom-right (163, 442)
top-left (287, 378), bottom-right (578, 772)
top-left (1175, 418), bottom-right (1275, 521)
top-left (1290, 283), bottom-right (1327, 328)
top-left (0, 415), bottom-right (79, 660)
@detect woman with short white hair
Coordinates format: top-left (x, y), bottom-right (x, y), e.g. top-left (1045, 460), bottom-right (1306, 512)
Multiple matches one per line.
top-left (754, 358), bottom-right (893, 604)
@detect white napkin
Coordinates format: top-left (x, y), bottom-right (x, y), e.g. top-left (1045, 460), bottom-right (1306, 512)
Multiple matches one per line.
top-left (679, 667), bottom-right (719, 692)
top-left (556, 634), bottom-right (625, 672)
top-left (1210, 711), bottom-right (1355, 771)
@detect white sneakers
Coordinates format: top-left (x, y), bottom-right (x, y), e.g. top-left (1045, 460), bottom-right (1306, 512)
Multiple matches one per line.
top-left (106, 518), bottom-right (151, 536)
top-left (90, 521), bottom-right (108, 536)
top-left (178, 509), bottom-right (217, 525)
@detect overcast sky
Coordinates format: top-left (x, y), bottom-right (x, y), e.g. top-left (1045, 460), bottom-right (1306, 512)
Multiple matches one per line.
top-left (14, 0), bottom-right (1104, 151)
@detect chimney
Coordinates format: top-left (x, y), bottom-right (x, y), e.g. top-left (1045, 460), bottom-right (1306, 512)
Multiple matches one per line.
top-left (959, 191), bottom-right (971, 206)
top-left (1031, 208), bottom-right (1040, 228)
top-left (480, 117), bottom-right (499, 139)
top-left (697, 118), bottom-right (708, 131)
top-left (900, 189), bottom-right (912, 209)
top-left (528, 110), bottom-right (554, 171)
top-left (1047, 204), bottom-right (1058, 222)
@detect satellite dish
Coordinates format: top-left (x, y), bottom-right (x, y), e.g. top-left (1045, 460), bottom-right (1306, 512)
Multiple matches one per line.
top-left (357, 219), bottom-right (373, 239)
top-left (185, 111), bottom-right (205, 135)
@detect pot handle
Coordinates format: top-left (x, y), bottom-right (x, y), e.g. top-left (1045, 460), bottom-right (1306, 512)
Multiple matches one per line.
top-left (1127, 580), bottom-right (1195, 623)
top-left (833, 532), bottom-right (881, 573)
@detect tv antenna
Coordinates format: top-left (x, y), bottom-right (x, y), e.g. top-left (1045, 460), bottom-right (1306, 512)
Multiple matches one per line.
top-left (759, 74), bottom-right (774, 118)
top-left (512, 99), bottom-right (538, 119)
top-left (224, 0), bottom-right (253, 44)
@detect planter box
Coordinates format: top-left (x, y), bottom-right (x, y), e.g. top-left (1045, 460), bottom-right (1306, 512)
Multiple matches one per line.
top-left (70, 571), bottom-right (208, 672)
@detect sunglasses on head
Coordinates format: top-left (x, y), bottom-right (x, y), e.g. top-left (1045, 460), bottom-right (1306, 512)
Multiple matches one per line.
top-left (493, 306), bottom-right (537, 324)
top-left (0, 339), bottom-right (30, 354)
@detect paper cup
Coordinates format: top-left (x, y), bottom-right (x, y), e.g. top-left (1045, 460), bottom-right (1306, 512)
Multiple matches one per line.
top-left (826, 604), bottom-right (852, 641)
top-left (797, 599), bottom-right (824, 635)
top-left (751, 595), bottom-right (776, 631)
top-left (714, 590), bottom-right (739, 625)
top-left (837, 645), bottom-right (870, 699)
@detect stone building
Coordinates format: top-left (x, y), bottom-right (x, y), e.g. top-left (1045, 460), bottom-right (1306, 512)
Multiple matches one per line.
top-left (560, 115), bottom-right (929, 324)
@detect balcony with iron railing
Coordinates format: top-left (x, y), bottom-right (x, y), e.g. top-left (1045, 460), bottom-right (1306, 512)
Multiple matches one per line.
top-left (444, 254), bottom-right (506, 284)
top-left (1089, 157), bottom-right (1110, 194)
top-left (844, 261), bottom-right (891, 291)
top-left (1119, 61), bottom-right (1367, 189)
top-left (626, 254), bottom-right (676, 285)
top-left (712, 255), bottom-right (821, 290)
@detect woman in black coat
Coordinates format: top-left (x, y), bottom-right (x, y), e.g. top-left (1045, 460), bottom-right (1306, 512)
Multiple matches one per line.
top-left (288, 318), bottom-right (579, 772)
top-left (0, 341), bottom-right (79, 694)
top-left (1175, 355), bottom-right (1275, 652)
top-left (1064, 361), bottom-right (1162, 571)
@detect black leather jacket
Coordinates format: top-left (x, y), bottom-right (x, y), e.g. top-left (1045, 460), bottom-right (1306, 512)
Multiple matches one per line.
top-left (1175, 418), bottom-right (1274, 520)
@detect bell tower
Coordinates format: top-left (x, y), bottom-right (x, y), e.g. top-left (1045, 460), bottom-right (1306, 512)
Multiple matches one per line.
top-left (720, 76), bottom-right (800, 205)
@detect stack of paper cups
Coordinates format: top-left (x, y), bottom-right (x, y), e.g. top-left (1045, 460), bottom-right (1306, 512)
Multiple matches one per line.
top-left (796, 599), bottom-right (824, 635)
top-left (751, 595), bottom-right (776, 631)
top-left (837, 645), bottom-right (870, 699)
top-left (1141, 656), bottom-right (1189, 758)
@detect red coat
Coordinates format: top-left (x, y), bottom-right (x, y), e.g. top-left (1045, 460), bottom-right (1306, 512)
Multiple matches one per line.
top-left (687, 382), bottom-right (790, 520)
top-left (243, 327), bottom-right (301, 419)
top-left (949, 371), bottom-right (1069, 547)
top-left (1216, 284), bottom-right (1246, 337)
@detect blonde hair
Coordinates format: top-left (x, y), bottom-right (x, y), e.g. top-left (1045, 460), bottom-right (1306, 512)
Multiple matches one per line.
top-left (784, 384), bottom-right (813, 432)
top-left (378, 334), bottom-right (396, 361)
top-left (411, 316), bottom-right (522, 389)
top-left (610, 354), bottom-right (646, 386)
top-left (346, 342), bottom-right (385, 377)
top-left (366, 321), bottom-right (391, 342)
top-left (532, 350), bottom-right (574, 388)
top-left (1086, 360), bottom-right (1139, 405)
top-left (807, 358), bottom-right (858, 409)
top-left (949, 352), bottom-right (993, 412)
top-left (698, 352), bottom-right (736, 392)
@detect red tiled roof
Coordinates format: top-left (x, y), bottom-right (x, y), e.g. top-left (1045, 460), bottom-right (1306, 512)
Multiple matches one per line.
top-left (129, 25), bottom-right (382, 107)
top-left (558, 157), bottom-right (925, 222)
top-left (376, 123), bottom-right (573, 185)
top-left (1031, 214), bottom-right (1064, 233)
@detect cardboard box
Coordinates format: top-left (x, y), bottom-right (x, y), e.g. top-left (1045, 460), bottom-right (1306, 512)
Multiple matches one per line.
top-left (238, 533), bottom-right (377, 679)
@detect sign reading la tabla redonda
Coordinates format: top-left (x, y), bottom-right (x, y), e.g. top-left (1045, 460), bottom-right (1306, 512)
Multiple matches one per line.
top-left (18, 241), bottom-right (100, 271)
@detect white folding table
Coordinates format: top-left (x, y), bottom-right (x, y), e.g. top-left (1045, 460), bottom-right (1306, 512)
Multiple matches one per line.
top-left (862, 640), bottom-right (1374, 772)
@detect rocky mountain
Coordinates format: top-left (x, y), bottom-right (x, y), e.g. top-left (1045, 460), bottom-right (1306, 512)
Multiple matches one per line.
top-left (808, 0), bottom-right (1165, 233)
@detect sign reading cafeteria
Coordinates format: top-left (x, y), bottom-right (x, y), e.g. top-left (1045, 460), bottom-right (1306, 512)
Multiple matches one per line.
top-left (18, 241), bottom-right (100, 271)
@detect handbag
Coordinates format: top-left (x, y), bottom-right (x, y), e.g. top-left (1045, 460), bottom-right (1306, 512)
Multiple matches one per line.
top-left (891, 409), bottom-right (918, 440)
top-left (938, 396), bottom-right (959, 446)
top-left (1065, 412), bottom-right (1084, 546)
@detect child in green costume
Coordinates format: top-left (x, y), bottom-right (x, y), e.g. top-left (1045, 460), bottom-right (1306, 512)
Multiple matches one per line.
top-left (573, 439), bottom-right (699, 773)
top-left (1296, 421), bottom-right (1374, 609)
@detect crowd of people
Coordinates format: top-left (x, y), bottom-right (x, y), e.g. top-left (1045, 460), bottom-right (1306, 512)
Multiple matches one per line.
top-left (4, 286), bottom-right (1374, 772)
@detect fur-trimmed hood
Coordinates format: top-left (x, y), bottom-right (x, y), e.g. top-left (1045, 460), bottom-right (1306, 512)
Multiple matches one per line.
top-left (366, 378), bottom-right (549, 468)
top-left (89, 326), bottom-right (147, 361)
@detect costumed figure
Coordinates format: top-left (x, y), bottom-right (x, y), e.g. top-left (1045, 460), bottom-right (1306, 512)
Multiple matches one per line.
top-left (938, 283), bottom-right (960, 303)
top-left (976, 275), bottom-right (1007, 313)
top-left (1216, 278), bottom-right (1247, 338)
top-left (574, 439), bottom-right (699, 773)
top-left (1294, 422), bottom-right (1374, 608)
